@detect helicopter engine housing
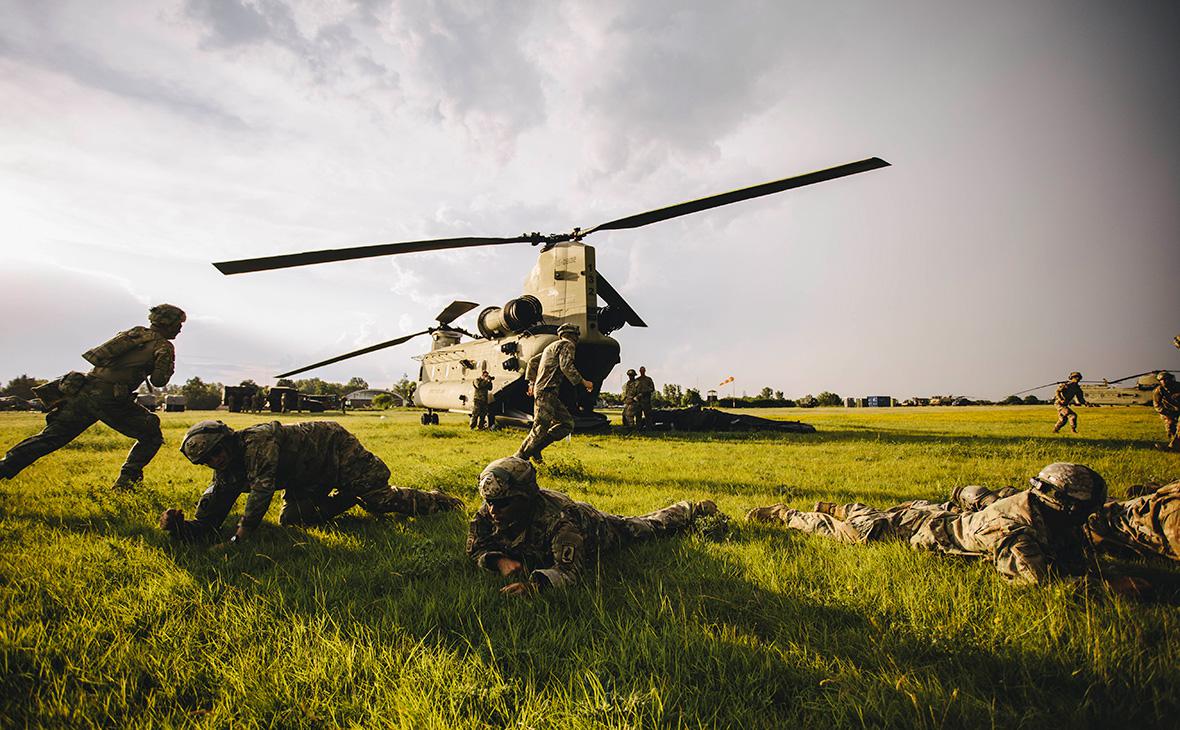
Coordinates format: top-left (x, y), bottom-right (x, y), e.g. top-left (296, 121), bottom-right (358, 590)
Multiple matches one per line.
top-left (477, 295), bottom-right (543, 338)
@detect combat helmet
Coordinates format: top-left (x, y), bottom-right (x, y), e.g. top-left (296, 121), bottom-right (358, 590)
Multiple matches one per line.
top-left (478, 456), bottom-right (539, 501)
top-left (626, 368), bottom-right (637, 377)
top-left (1158, 371), bottom-right (1174, 383)
top-left (1068, 371), bottom-right (1082, 381)
top-left (149, 303), bottom-right (187, 327)
top-left (556, 323), bottom-right (581, 339)
top-left (950, 485), bottom-right (1001, 511)
top-left (1028, 462), bottom-right (1107, 518)
top-left (180, 420), bottom-right (234, 464)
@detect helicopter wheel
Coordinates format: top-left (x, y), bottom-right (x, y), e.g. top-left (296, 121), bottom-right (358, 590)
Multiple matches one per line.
top-left (429, 413), bottom-right (440, 425)
top-left (420, 413), bottom-right (430, 425)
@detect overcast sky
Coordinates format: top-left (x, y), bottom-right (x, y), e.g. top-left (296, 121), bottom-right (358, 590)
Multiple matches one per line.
top-left (2, 0), bottom-right (1177, 400)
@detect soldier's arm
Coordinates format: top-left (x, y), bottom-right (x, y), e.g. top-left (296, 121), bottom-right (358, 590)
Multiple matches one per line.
top-left (237, 435), bottom-right (281, 533)
top-left (992, 532), bottom-right (1051, 585)
top-left (465, 510), bottom-right (511, 571)
top-left (190, 472), bottom-right (245, 539)
top-left (557, 341), bottom-right (586, 386)
top-left (1074, 384), bottom-right (1088, 406)
top-left (525, 354), bottom-right (542, 386)
top-left (149, 340), bottom-right (176, 388)
top-left (530, 519), bottom-right (586, 590)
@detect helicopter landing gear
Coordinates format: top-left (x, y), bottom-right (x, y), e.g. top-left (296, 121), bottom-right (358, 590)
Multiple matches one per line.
top-left (420, 411), bottom-right (439, 425)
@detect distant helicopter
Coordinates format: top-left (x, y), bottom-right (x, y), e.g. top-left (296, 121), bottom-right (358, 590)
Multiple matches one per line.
top-left (1013, 370), bottom-right (1175, 406)
top-left (214, 158), bottom-right (890, 428)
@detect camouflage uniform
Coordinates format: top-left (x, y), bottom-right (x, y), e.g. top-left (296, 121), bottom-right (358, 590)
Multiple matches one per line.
top-left (1052, 378), bottom-right (1087, 433)
top-left (517, 336), bottom-right (585, 461)
top-left (1151, 375), bottom-right (1180, 450)
top-left (470, 373), bottom-right (494, 430)
top-left (1086, 481), bottom-right (1180, 561)
top-left (634, 372), bottom-right (655, 429)
top-left (467, 457), bottom-right (719, 590)
top-left (0, 306), bottom-right (183, 486)
top-left (621, 371), bottom-right (639, 427)
top-left (750, 465), bottom-right (1103, 585)
top-left (167, 421), bottom-right (459, 541)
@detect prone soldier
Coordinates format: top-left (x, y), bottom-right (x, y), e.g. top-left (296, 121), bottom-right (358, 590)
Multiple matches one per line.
top-left (466, 456), bottom-right (725, 595)
top-left (1052, 371), bottom-right (1093, 433)
top-left (470, 369), bottom-right (495, 430)
top-left (160, 420), bottom-right (462, 545)
top-left (516, 324), bottom-right (593, 463)
top-left (0, 304), bottom-right (185, 489)
top-left (1151, 371), bottom-right (1180, 451)
top-left (748, 463), bottom-right (1106, 585)
top-left (1086, 480), bottom-right (1180, 562)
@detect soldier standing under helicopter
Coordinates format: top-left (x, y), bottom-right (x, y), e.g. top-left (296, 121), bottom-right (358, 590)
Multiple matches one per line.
top-left (1052, 371), bottom-right (1093, 433)
top-left (470, 369), bottom-right (495, 430)
top-left (1152, 371), bottom-right (1180, 451)
top-left (0, 304), bottom-right (185, 490)
top-left (621, 369), bottom-right (639, 427)
top-left (516, 324), bottom-right (593, 463)
top-left (634, 366), bottom-right (656, 429)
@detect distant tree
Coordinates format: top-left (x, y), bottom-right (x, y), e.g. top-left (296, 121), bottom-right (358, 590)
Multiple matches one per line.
top-left (816, 391), bottom-right (842, 407)
top-left (661, 383), bottom-right (684, 407)
top-left (372, 393), bottom-right (396, 409)
top-left (797, 394), bottom-right (819, 408)
top-left (759, 387), bottom-right (774, 400)
top-left (275, 378), bottom-right (296, 388)
top-left (685, 388), bottom-right (703, 406)
top-left (780, 398), bottom-right (797, 408)
top-left (239, 379), bottom-right (258, 388)
top-left (1001, 395), bottom-right (1023, 405)
top-left (1, 375), bottom-right (46, 400)
top-left (1022, 395), bottom-right (1043, 405)
top-left (181, 377), bottom-right (223, 410)
top-left (598, 391), bottom-right (622, 407)
top-left (346, 376), bottom-right (369, 392)
top-left (774, 390), bottom-right (784, 400)
top-left (392, 374), bottom-right (417, 404)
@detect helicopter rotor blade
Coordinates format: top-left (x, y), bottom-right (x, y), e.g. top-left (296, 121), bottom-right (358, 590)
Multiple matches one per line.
top-left (1011, 381), bottom-right (1064, 397)
top-left (1102, 369), bottom-right (1174, 385)
top-left (579, 157), bottom-right (890, 237)
top-left (275, 330), bottom-right (430, 378)
top-left (435, 300), bottom-right (479, 325)
top-left (214, 235), bottom-right (545, 275)
top-left (594, 272), bottom-right (647, 327)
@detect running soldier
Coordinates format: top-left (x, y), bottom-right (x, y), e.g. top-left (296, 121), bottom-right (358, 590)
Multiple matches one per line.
top-left (466, 456), bottom-right (725, 594)
top-left (0, 304), bottom-right (185, 489)
top-left (160, 420), bottom-right (462, 544)
top-left (516, 324), bottom-right (593, 463)
top-left (470, 370), bottom-right (495, 430)
top-left (634, 366), bottom-right (655, 429)
top-left (1152, 371), bottom-right (1180, 450)
top-left (1086, 480), bottom-right (1179, 562)
top-left (621, 368), bottom-right (639, 427)
top-left (1052, 371), bottom-right (1092, 433)
top-left (748, 463), bottom-right (1106, 585)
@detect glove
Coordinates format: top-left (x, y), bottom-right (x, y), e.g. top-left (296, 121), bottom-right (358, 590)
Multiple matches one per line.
top-left (159, 508), bottom-right (186, 535)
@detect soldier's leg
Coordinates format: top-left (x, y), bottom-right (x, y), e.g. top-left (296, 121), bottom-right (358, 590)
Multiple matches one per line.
top-left (353, 483), bottom-right (462, 515)
top-left (1067, 406), bottom-right (1078, 432)
top-left (97, 397), bottom-right (164, 486)
top-left (1164, 415), bottom-right (1179, 449)
top-left (610, 499), bottom-right (719, 547)
top-left (746, 504), bottom-right (862, 543)
top-left (279, 490), bottom-right (358, 526)
top-left (470, 409), bottom-right (478, 429)
top-left (0, 397), bottom-right (97, 478)
top-left (1053, 407), bottom-right (1069, 433)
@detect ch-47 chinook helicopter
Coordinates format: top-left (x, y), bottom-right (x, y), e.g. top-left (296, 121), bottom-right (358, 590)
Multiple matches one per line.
top-left (213, 157), bottom-right (890, 429)
top-left (1013, 370), bottom-right (1177, 406)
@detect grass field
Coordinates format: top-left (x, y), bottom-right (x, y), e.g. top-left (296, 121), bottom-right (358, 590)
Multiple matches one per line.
top-left (1, 406), bottom-right (1177, 728)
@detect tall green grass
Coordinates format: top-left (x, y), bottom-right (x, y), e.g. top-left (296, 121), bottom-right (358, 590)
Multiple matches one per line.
top-left (0, 406), bottom-right (1176, 727)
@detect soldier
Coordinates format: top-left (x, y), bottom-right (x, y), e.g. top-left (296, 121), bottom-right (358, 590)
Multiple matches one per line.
top-left (748, 463), bottom-right (1106, 585)
top-left (634, 366), bottom-right (655, 429)
top-left (0, 304), bottom-right (185, 489)
top-left (470, 369), bottom-right (495, 430)
top-left (1052, 371), bottom-right (1093, 433)
top-left (1151, 371), bottom-right (1180, 450)
top-left (466, 456), bottom-right (725, 594)
top-left (160, 420), bottom-right (462, 544)
top-left (621, 368), bottom-right (639, 427)
top-left (1086, 480), bottom-right (1179, 562)
top-left (516, 324), bottom-right (593, 463)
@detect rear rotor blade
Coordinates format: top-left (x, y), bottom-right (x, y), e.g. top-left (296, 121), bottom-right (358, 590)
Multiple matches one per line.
top-left (595, 272), bottom-right (647, 327)
top-left (275, 330), bottom-right (430, 378)
top-left (435, 300), bottom-right (479, 325)
top-left (215, 235), bottom-right (543, 275)
top-left (1011, 381), bottom-right (1063, 396)
top-left (581, 157), bottom-right (890, 236)
top-left (1103, 369), bottom-right (1172, 385)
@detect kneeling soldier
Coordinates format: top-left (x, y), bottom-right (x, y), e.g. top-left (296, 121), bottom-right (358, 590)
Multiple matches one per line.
top-left (161, 420), bottom-right (462, 544)
top-left (467, 456), bottom-right (724, 595)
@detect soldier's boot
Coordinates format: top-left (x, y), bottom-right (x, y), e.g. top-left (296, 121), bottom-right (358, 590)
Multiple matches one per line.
top-left (745, 504), bottom-right (789, 523)
top-left (112, 467), bottom-right (143, 491)
top-left (427, 490), bottom-right (464, 512)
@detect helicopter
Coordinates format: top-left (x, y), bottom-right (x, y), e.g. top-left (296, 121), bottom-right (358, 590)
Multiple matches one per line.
top-left (1012, 370), bottom-right (1176, 406)
top-left (213, 157), bottom-right (891, 428)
